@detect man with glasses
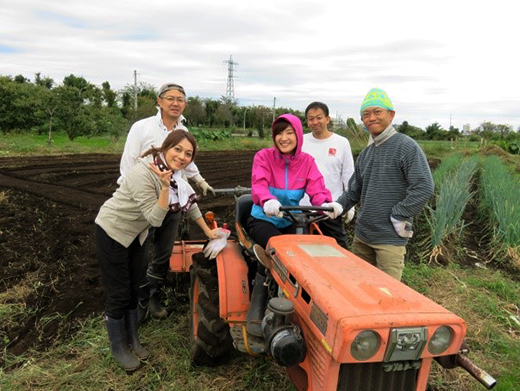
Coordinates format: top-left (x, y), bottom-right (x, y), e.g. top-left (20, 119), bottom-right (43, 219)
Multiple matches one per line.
top-left (335, 88), bottom-right (434, 281)
top-left (119, 83), bottom-right (215, 321)
top-left (301, 101), bottom-right (354, 249)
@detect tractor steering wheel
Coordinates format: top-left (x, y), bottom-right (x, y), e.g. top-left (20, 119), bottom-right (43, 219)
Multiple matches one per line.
top-left (279, 205), bottom-right (333, 228)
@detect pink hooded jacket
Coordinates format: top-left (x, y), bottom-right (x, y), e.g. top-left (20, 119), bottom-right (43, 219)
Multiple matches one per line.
top-left (250, 114), bottom-right (331, 228)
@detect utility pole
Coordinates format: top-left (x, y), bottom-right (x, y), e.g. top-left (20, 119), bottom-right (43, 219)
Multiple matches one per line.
top-left (223, 55), bottom-right (238, 101)
top-left (272, 97), bottom-right (276, 123)
top-left (133, 70), bottom-right (138, 110)
top-left (243, 108), bottom-right (248, 130)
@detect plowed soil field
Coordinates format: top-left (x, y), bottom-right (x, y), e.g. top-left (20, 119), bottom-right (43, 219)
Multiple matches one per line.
top-left (0, 151), bottom-right (254, 359)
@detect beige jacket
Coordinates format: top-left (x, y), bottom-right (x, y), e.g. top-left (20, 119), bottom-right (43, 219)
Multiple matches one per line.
top-left (96, 155), bottom-right (202, 248)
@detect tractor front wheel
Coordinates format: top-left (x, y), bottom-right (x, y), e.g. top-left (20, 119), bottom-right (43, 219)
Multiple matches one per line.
top-left (189, 252), bottom-right (233, 366)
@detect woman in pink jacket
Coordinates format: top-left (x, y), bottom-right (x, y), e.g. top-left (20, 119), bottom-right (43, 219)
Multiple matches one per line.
top-left (245, 113), bottom-right (341, 337)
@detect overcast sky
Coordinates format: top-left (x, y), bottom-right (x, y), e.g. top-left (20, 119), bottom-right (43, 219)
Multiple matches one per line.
top-left (1, 0), bottom-right (519, 130)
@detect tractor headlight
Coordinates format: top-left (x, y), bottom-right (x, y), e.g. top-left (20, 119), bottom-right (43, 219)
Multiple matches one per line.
top-left (428, 326), bottom-right (453, 355)
top-left (351, 330), bottom-right (380, 361)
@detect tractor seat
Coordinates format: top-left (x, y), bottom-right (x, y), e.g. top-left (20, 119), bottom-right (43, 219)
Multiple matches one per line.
top-left (235, 194), bottom-right (253, 228)
top-left (235, 194), bottom-right (272, 268)
top-left (235, 194), bottom-right (255, 251)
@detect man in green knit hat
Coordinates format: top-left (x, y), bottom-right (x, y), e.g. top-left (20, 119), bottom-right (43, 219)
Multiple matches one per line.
top-left (335, 88), bottom-right (434, 281)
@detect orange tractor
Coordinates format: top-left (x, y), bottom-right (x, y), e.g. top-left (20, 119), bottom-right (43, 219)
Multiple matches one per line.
top-left (169, 192), bottom-right (496, 391)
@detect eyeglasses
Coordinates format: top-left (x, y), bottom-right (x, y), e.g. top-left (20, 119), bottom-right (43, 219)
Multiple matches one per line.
top-left (361, 108), bottom-right (387, 120)
top-left (162, 96), bottom-right (186, 104)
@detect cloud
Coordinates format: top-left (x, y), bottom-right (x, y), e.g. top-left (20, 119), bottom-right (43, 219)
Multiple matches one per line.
top-left (0, 0), bottom-right (519, 129)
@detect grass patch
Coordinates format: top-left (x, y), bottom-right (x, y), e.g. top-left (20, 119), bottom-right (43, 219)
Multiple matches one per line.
top-left (404, 263), bottom-right (520, 390)
top-left (418, 140), bottom-right (480, 160)
top-left (1, 132), bottom-right (484, 159)
top-left (0, 310), bottom-right (293, 391)
top-left (0, 278), bottom-right (36, 304)
top-left (197, 136), bottom-right (271, 151)
top-left (0, 190), bottom-right (8, 205)
top-left (4, 263), bottom-right (518, 390)
top-left (0, 133), bottom-right (124, 156)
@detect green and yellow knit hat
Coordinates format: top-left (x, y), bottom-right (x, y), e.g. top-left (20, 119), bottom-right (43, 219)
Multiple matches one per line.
top-left (360, 88), bottom-right (394, 115)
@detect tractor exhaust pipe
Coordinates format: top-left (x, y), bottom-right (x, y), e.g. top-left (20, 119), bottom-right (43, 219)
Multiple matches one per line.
top-left (455, 354), bottom-right (497, 389)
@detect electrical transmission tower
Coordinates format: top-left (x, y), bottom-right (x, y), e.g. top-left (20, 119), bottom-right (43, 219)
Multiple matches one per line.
top-left (223, 54), bottom-right (238, 100)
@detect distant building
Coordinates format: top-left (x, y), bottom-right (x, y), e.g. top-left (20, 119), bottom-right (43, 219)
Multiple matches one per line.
top-left (462, 123), bottom-right (471, 135)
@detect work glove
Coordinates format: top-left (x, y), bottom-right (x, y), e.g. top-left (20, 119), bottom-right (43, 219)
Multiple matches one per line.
top-left (390, 216), bottom-right (413, 238)
top-left (197, 179), bottom-right (215, 196)
top-left (203, 228), bottom-right (230, 259)
top-left (264, 199), bottom-right (283, 218)
top-left (321, 202), bottom-right (343, 219)
top-left (343, 207), bottom-right (355, 224)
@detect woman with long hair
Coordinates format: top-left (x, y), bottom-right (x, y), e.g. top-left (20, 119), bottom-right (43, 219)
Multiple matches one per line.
top-left (95, 130), bottom-right (217, 371)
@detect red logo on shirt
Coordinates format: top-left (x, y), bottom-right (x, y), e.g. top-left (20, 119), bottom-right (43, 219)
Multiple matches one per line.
top-left (328, 148), bottom-right (337, 156)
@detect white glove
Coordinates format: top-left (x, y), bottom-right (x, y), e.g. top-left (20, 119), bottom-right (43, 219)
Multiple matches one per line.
top-left (264, 199), bottom-right (283, 218)
top-left (197, 180), bottom-right (215, 196)
top-left (203, 228), bottom-right (230, 259)
top-left (344, 207), bottom-right (355, 224)
top-left (321, 202), bottom-right (343, 219)
top-left (390, 216), bottom-right (413, 238)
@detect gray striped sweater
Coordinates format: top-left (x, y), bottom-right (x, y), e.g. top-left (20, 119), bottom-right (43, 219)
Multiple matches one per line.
top-left (337, 126), bottom-right (434, 245)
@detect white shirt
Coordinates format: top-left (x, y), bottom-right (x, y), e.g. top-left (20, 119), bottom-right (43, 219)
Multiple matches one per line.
top-left (301, 132), bottom-right (354, 202)
top-left (118, 109), bottom-right (203, 185)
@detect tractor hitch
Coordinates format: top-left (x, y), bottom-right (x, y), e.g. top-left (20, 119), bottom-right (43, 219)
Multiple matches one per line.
top-left (435, 348), bottom-right (496, 389)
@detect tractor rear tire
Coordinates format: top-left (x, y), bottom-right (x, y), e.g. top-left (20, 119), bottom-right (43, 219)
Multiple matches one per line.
top-left (189, 252), bottom-right (233, 366)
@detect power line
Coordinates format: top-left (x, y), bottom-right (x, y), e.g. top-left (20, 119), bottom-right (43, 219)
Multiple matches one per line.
top-left (133, 70), bottom-right (139, 110)
top-left (273, 97), bottom-right (276, 122)
top-left (223, 55), bottom-right (238, 100)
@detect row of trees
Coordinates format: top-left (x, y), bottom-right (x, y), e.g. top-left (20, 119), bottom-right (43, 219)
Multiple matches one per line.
top-left (0, 73), bottom-right (304, 141)
top-left (1, 73), bottom-right (518, 144)
top-left (1, 74), bottom-right (130, 141)
top-left (396, 121), bottom-right (520, 142)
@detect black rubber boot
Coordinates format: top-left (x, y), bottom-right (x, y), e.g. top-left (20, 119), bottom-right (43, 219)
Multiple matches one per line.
top-left (105, 315), bottom-right (140, 372)
top-left (148, 275), bottom-right (168, 319)
top-left (148, 277), bottom-right (168, 319)
top-left (149, 294), bottom-right (168, 319)
top-left (137, 280), bottom-right (150, 324)
top-left (246, 273), bottom-right (268, 337)
top-left (137, 301), bottom-right (149, 324)
top-left (124, 309), bottom-right (150, 360)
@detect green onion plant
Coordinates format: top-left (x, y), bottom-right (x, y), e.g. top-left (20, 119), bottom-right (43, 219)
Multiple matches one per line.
top-left (425, 156), bottom-right (478, 262)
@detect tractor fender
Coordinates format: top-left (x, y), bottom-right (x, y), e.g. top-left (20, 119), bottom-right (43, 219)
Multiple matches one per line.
top-left (216, 241), bottom-right (250, 322)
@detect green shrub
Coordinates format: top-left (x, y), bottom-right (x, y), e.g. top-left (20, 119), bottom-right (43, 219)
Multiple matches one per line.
top-left (491, 139), bottom-right (520, 155)
top-left (190, 127), bottom-right (232, 141)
